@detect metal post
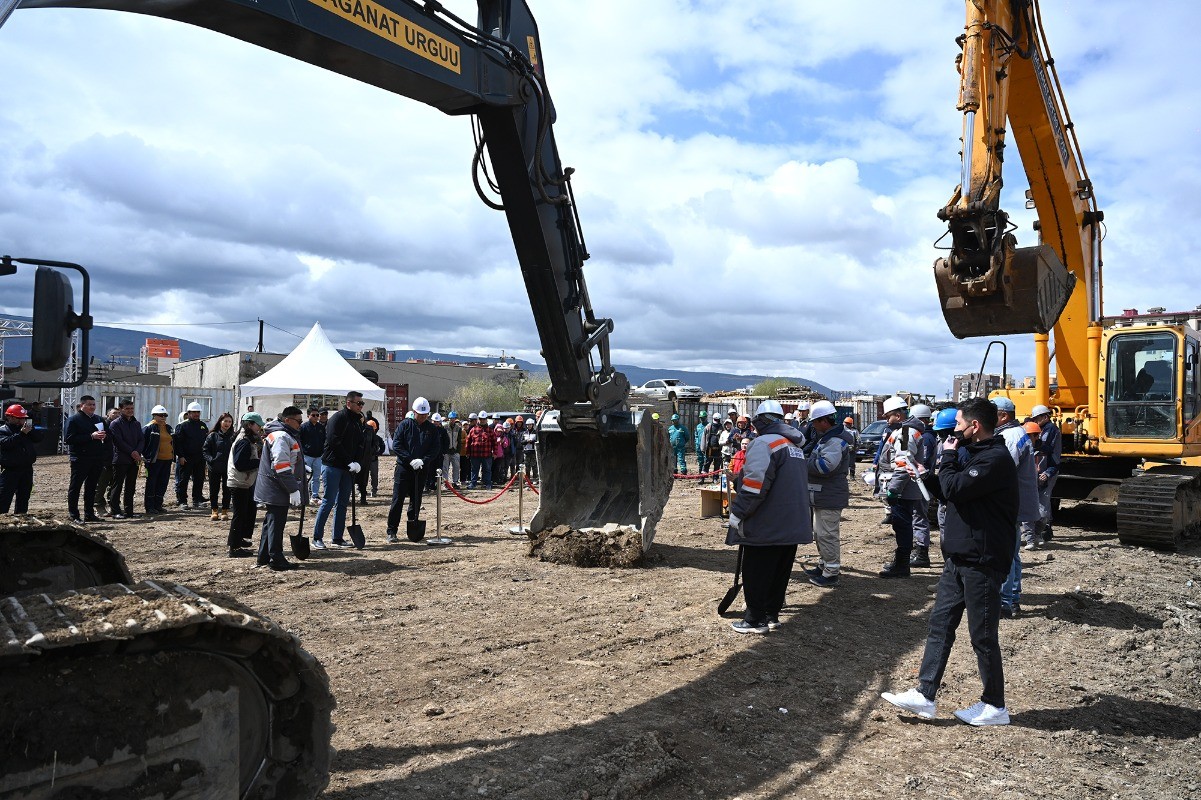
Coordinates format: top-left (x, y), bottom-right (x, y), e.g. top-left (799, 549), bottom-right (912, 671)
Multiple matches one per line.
top-left (509, 470), bottom-right (529, 536)
top-left (427, 469), bottom-right (452, 545)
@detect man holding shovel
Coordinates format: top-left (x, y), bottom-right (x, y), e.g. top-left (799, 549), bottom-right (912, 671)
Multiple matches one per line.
top-left (312, 391), bottom-right (365, 550)
top-left (386, 396), bottom-right (440, 543)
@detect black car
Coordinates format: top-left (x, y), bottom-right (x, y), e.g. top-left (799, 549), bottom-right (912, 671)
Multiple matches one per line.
top-left (856, 420), bottom-right (889, 461)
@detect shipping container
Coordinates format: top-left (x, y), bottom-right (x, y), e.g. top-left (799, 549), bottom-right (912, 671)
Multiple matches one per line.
top-left (76, 383), bottom-right (237, 428)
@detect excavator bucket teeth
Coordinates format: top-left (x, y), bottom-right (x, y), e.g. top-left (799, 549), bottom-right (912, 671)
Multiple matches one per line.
top-left (531, 410), bottom-right (674, 551)
top-left (934, 244), bottom-right (1076, 338)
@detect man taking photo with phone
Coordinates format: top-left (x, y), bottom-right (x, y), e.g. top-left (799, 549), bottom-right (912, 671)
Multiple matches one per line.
top-left (881, 397), bottom-right (1018, 726)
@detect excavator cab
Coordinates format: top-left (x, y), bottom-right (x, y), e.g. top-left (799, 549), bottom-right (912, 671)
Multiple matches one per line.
top-left (532, 409), bottom-right (673, 552)
top-left (934, 239), bottom-right (1076, 339)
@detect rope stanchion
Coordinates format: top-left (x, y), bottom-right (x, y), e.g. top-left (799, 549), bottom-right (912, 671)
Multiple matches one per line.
top-left (523, 473), bottom-right (539, 495)
top-left (442, 472), bottom-right (521, 505)
top-left (672, 469), bottom-right (722, 480)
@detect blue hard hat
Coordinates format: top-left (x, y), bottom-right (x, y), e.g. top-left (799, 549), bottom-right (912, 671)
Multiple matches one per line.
top-left (448, 411), bottom-right (458, 419)
top-left (671, 414), bottom-right (680, 421)
top-left (933, 408), bottom-right (958, 432)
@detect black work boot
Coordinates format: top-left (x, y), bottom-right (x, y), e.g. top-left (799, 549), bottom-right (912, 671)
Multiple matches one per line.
top-left (909, 545), bottom-right (931, 568)
top-left (879, 551), bottom-right (911, 578)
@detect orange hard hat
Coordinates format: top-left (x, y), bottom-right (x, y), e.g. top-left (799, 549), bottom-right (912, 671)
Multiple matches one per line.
top-left (5, 404), bottom-right (29, 419)
top-left (1024, 421), bottom-right (1041, 436)
top-left (515, 415), bottom-right (524, 423)
top-left (844, 416), bottom-right (854, 425)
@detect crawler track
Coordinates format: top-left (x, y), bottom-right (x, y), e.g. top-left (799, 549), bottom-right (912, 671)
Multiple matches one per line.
top-left (0, 580), bottom-right (333, 800)
top-left (1116, 471), bottom-right (1201, 550)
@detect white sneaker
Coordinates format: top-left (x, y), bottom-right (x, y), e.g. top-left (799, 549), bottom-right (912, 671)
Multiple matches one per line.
top-left (953, 701), bottom-right (1010, 726)
top-left (881, 688), bottom-right (937, 719)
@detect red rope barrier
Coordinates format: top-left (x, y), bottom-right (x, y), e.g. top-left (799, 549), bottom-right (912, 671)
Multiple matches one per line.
top-left (442, 472), bottom-right (521, 505)
top-left (524, 473), bottom-right (539, 495)
top-left (672, 469), bottom-right (723, 480)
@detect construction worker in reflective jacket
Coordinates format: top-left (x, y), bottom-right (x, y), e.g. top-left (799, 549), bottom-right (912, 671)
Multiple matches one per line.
top-left (802, 401), bottom-right (854, 588)
top-left (876, 396), bottom-right (927, 578)
top-left (725, 400), bottom-right (811, 634)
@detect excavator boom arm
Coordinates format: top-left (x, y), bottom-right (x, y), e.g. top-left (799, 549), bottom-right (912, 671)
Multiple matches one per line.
top-left (935, 0), bottom-right (1103, 401)
top-left (14, 0), bottom-right (626, 416)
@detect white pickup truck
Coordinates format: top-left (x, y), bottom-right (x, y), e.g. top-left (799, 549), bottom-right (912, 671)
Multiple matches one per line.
top-left (632, 378), bottom-right (703, 401)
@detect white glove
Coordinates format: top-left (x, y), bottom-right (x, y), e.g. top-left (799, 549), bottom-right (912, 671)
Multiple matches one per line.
top-left (409, 458), bottom-right (424, 470)
top-left (727, 514), bottom-right (742, 533)
top-left (288, 491), bottom-right (302, 507)
top-left (348, 461), bottom-right (361, 474)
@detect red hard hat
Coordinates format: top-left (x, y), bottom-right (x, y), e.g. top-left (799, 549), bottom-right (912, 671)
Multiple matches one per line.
top-left (5, 404), bottom-right (29, 419)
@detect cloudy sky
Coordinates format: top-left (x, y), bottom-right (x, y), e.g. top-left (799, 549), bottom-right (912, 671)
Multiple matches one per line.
top-left (2, 1), bottom-right (1198, 396)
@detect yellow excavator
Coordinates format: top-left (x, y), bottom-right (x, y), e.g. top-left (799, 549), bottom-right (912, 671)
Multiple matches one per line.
top-left (934, 0), bottom-right (1201, 549)
top-left (1, 1), bottom-right (671, 797)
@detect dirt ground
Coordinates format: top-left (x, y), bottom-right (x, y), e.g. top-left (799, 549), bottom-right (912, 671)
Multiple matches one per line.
top-left (16, 455), bottom-right (1201, 799)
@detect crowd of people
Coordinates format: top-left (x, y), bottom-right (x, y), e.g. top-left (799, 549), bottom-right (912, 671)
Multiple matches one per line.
top-left (0, 392), bottom-right (545, 570)
top-left (719, 393), bottom-right (1062, 727)
top-left (3, 389), bottom-right (1064, 721)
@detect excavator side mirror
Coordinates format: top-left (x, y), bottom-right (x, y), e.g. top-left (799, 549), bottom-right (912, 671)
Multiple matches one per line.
top-left (31, 266), bottom-right (75, 371)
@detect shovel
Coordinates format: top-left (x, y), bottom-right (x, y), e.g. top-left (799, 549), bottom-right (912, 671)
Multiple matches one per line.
top-left (717, 546), bottom-right (743, 615)
top-left (348, 481), bottom-right (366, 549)
top-left (291, 476), bottom-right (311, 560)
top-left (406, 467), bottom-right (427, 542)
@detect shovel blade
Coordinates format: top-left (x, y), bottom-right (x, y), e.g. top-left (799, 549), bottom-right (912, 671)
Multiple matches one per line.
top-left (531, 409), bottom-right (673, 552)
top-left (717, 583), bottom-right (742, 616)
top-left (290, 534), bottom-right (310, 560)
top-left (348, 524), bottom-right (366, 549)
top-left (406, 519), bottom-right (426, 542)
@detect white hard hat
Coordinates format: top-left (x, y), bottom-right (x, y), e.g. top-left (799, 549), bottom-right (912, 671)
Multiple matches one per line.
top-left (412, 397), bottom-right (431, 414)
top-left (882, 396), bottom-right (908, 414)
top-left (784, 412), bottom-right (794, 420)
top-left (911, 404), bottom-right (933, 420)
top-left (468, 412), bottom-right (478, 420)
top-left (503, 421), bottom-right (511, 429)
top-left (1031, 404), bottom-right (1052, 417)
top-left (809, 400), bottom-right (837, 420)
top-left (151, 404), bottom-right (168, 416)
top-left (754, 399), bottom-right (785, 418)
top-left (796, 401), bottom-right (811, 411)
top-left (405, 411), bottom-right (415, 419)
top-left (431, 412), bottom-right (443, 422)
top-left (479, 410), bottom-right (489, 419)
top-left (186, 401), bottom-right (203, 412)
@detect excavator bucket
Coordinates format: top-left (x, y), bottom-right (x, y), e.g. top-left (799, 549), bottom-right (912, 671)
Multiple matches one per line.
top-left (531, 409), bottom-right (674, 552)
top-left (934, 244), bottom-right (1076, 338)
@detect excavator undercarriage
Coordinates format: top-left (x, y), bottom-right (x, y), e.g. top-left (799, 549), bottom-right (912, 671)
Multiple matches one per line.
top-left (1116, 471), bottom-right (1201, 551)
top-left (0, 579), bottom-right (334, 800)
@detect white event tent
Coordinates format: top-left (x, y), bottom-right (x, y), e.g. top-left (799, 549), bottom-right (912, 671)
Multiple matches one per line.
top-left (238, 323), bottom-right (387, 423)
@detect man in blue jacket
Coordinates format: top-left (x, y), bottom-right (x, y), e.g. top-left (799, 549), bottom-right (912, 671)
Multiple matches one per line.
top-left (63, 395), bottom-right (108, 523)
top-left (107, 398), bottom-right (144, 519)
top-left (386, 396), bottom-right (440, 543)
top-left (313, 392), bottom-right (365, 549)
top-left (726, 400), bottom-right (811, 634)
top-left (882, 397), bottom-right (1018, 726)
top-left (299, 407), bottom-right (326, 505)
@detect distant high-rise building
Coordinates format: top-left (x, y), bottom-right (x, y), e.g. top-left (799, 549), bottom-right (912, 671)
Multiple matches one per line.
top-left (140, 338), bottom-right (180, 374)
top-left (951, 372), bottom-right (1011, 401)
top-left (356, 347), bottom-right (392, 361)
